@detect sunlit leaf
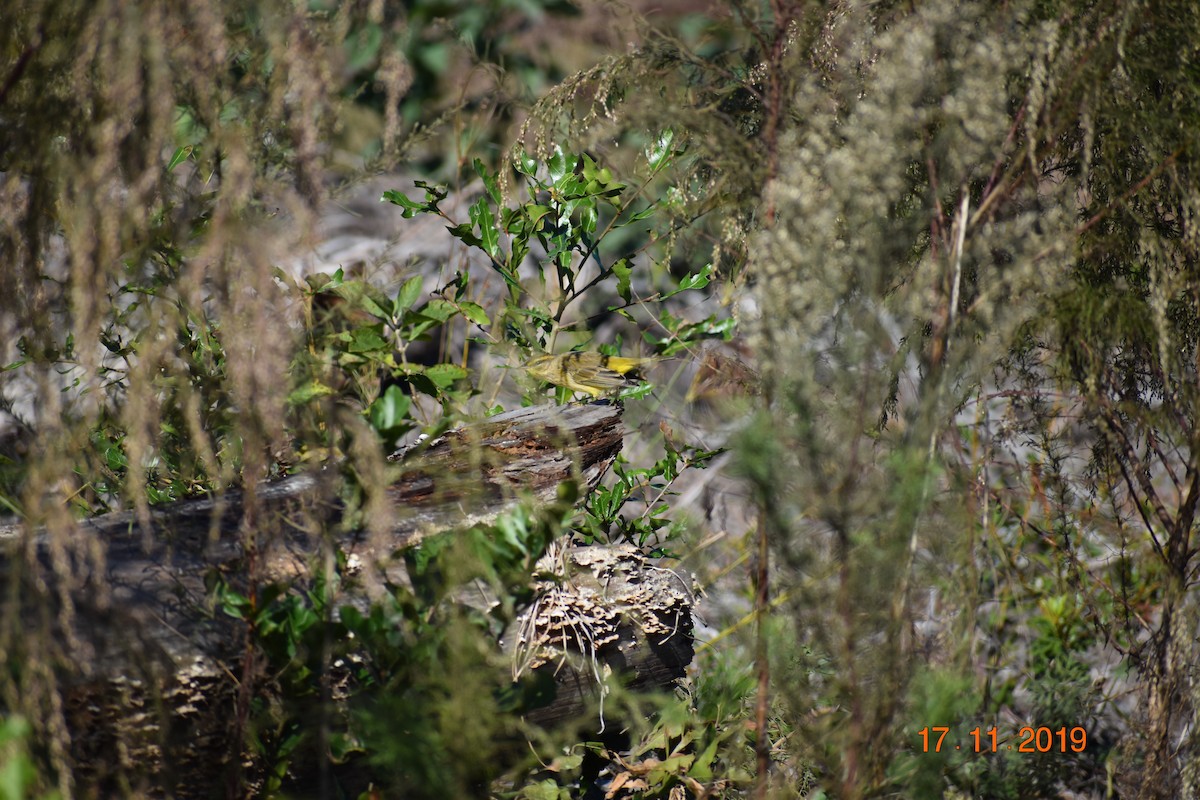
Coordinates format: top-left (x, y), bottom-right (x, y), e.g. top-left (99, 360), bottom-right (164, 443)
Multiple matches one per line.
top-left (369, 385), bottom-right (412, 435)
top-left (396, 275), bottom-right (424, 312)
top-left (547, 145), bottom-right (568, 183)
top-left (459, 301), bottom-right (491, 326)
top-left (166, 145), bottom-right (193, 172)
top-left (647, 128), bottom-right (676, 172)
top-left (469, 197), bottom-right (500, 258)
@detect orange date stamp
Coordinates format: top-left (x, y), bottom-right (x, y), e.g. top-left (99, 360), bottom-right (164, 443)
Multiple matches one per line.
top-left (917, 726), bottom-right (1088, 754)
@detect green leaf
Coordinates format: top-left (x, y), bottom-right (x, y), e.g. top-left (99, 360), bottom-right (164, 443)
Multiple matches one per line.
top-left (166, 145), bottom-right (193, 172)
top-left (647, 128), bottom-right (677, 172)
top-left (415, 41), bottom-right (450, 73)
top-left (459, 301), bottom-right (491, 326)
top-left (395, 275), bottom-right (424, 313)
top-left (345, 22), bottom-right (383, 72)
top-left (414, 180), bottom-right (448, 205)
top-left (626, 202), bottom-right (659, 223)
top-left (612, 258), bottom-right (632, 303)
top-left (287, 380), bottom-right (336, 406)
top-left (348, 327), bottom-right (389, 354)
top-left (369, 385), bottom-right (412, 434)
top-left (524, 203), bottom-right (553, 232)
top-left (515, 151), bottom-right (538, 176)
top-left (579, 203), bottom-right (597, 235)
top-left (468, 197), bottom-right (500, 258)
top-left (547, 146), bottom-right (568, 183)
top-left (510, 239), bottom-right (530, 274)
top-left (556, 173), bottom-right (583, 198)
top-left (519, 778), bottom-right (570, 800)
top-left (104, 443), bottom-right (128, 471)
top-left (424, 363), bottom-right (469, 389)
top-left (382, 189), bottom-right (431, 218)
top-left (474, 158), bottom-right (501, 204)
top-left (689, 736), bottom-right (721, 782)
top-left (420, 299), bottom-right (457, 323)
top-left (662, 262), bottom-right (713, 299)
top-left (446, 221), bottom-right (483, 249)
top-left (0, 714), bottom-right (31, 743)
top-left (618, 381), bottom-right (655, 400)
top-left (404, 299), bottom-right (459, 339)
top-left (334, 279), bottom-right (392, 320)
top-left (651, 312), bottom-right (737, 355)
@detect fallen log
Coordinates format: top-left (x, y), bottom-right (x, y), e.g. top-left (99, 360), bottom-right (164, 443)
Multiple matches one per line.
top-left (0, 402), bottom-right (695, 795)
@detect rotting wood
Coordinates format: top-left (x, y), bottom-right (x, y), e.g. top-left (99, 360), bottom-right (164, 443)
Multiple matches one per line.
top-left (507, 542), bottom-right (695, 729)
top-left (0, 401), bottom-right (696, 794)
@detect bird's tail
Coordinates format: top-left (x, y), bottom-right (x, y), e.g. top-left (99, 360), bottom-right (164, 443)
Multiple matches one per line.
top-left (605, 356), bottom-right (658, 375)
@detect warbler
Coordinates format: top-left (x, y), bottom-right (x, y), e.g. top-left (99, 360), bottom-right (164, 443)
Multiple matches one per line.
top-left (524, 352), bottom-right (657, 399)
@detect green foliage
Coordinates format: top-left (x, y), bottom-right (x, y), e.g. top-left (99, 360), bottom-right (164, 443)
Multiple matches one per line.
top-left (207, 494), bottom-right (573, 797)
top-left (725, 0), bottom-right (1200, 796)
top-left (576, 440), bottom-right (722, 553)
top-left (7, 0), bottom-right (1200, 796)
top-left (0, 716), bottom-right (58, 800)
top-left (510, 658), bottom-right (758, 800)
top-left (381, 139), bottom-right (704, 357)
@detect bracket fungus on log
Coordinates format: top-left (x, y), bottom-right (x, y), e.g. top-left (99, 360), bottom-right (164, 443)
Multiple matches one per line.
top-left (0, 402), bottom-right (695, 793)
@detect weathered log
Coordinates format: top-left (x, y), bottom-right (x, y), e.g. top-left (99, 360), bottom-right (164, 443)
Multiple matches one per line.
top-left (506, 543), bottom-right (695, 729)
top-left (0, 402), bottom-right (695, 794)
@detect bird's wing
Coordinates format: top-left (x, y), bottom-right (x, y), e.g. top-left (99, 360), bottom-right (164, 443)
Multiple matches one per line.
top-left (573, 364), bottom-right (628, 390)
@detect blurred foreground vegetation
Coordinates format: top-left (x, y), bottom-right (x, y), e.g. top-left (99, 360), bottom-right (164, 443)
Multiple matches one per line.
top-left (2, 0), bottom-right (1200, 798)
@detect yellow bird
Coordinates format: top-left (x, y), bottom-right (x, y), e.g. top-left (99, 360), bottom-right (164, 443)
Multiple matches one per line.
top-left (524, 352), bottom-right (657, 399)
